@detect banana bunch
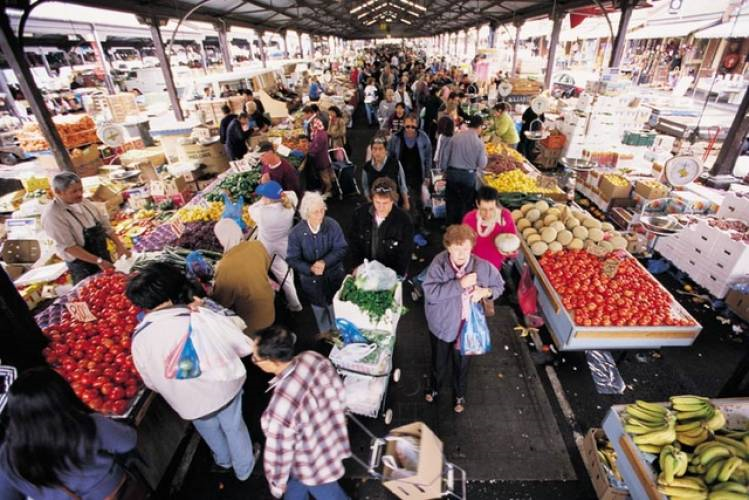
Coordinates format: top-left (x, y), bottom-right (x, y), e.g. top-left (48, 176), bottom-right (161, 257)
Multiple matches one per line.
top-left (661, 445), bottom-right (690, 484)
top-left (624, 400), bottom-right (677, 452)
top-left (672, 396), bottom-right (726, 447)
top-left (596, 441), bottom-right (623, 482)
top-left (709, 481), bottom-right (749, 499)
top-left (657, 474), bottom-right (708, 499)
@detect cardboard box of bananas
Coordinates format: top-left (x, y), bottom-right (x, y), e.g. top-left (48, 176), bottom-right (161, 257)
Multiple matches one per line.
top-left (622, 396), bottom-right (749, 499)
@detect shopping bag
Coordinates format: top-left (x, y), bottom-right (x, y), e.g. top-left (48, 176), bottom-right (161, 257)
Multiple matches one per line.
top-left (188, 309), bottom-right (247, 381)
top-left (221, 192), bottom-right (247, 231)
top-left (164, 320), bottom-right (202, 380)
top-left (460, 302), bottom-right (491, 356)
top-left (517, 264), bottom-right (537, 316)
top-left (354, 259), bottom-right (398, 291)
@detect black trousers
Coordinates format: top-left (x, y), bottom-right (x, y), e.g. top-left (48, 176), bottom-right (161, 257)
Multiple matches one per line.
top-left (430, 334), bottom-right (471, 399)
top-left (445, 168), bottom-right (476, 226)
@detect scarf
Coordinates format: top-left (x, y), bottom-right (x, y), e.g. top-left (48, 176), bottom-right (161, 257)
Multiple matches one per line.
top-left (476, 210), bottom-right (498, 238)
top-left (449, 255), bottom-right (472, 322)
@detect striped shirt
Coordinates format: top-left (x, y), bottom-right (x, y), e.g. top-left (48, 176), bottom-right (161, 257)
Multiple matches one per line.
top-left (261, 351), bottom-right (350, 497)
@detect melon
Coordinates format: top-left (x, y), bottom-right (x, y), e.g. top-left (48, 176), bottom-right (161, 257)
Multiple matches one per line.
top-left (533, 219), bottom-right (545, 230)
top-left (531, 241), bottom-right (548, 256)
top-left (511, 209), bottom-right (523, 221)
top-left (525, 208), bottom-right (541, 222)
top-left (565, 217), bottom-right (580, 230)
top-left (610, 236), bottom-right (628, 250)
top-left (534, 200), bottom-right (550, 213)
top-left (527, 234), bottom-right (542, 244)
top-left (520, 203), bottom-right (534, 214)
top-left (556, 229), bottom-right (573, 246)
top-left (550, 221), bottom-right (566, 232)
top-left (588, 227), bottom-right (604, 242)
top-left (495, 233), bottom-right (521, 254)
top-left (583, 217), bottom-right (602, 229)
top-left (543, 214), bottom-right (558, 226)
top-left (547, 207), bottom-right (561, 219)
top-left (568, 238), bottom-right (584, 250)
top-left (598, 240), bottom-right (613, 253)
top-left (601, 222), bottom-right (615, 232)
top-left (516, 218), bottom-right (531, 231)
top-left (572, 226), bottom-right (589, 240)
top-left (548, 241), bottom-right (563, 253)
top-left (541, 227), bottom-right (558, 243)
top-left (522, 227), bottom-right (538, 239)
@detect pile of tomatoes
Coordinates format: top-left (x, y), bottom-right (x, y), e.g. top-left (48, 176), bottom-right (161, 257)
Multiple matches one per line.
top-left (539, 250), bottom-right (695, 328)
top-left (42, 270), bottom-right (143, 416)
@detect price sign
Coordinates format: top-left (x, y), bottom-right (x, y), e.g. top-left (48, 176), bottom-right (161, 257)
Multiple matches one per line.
top-left (65, 301), bottom-right (97, 322)
top-left (602, 258), bottom-right (621, 278)
top-left (169, 218), bottom-right (186, 238)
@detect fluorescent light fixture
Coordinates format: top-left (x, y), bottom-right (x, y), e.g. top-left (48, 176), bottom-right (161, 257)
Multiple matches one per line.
top-left (350, 0), bottom-right (377, 14)
top-left (400, 18), bottom-right (412, 24)
top-left (399, 0), bottom-right (426, 12)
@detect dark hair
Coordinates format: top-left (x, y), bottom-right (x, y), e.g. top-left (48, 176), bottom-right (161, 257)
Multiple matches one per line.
top-left (371, 131), bottom-right (389, 146)
top-left (468, 115), bottom-right (484, 128)
top-left (255, 325), bottom-right (296, 362)
top-left (126, 262), bottom-right (197, 309)
top-left (404, 113), bottom-right (419, 123)
top-left (436, 115), bottom-right (454, 137)
top-left (476, 185), bottom-right (499, 204)
top-left (328, 105), bottom-right (342, 118)
top-left (238, 111), bottom-right (249, 121)
top-left (309, 104), bottom-right (320, 113)
top-left (494, 102), bottom-right (509, 113)
top-left (302, 105), bottom-right (314, 114)
top-left (5, 367), bottom-right (97, 487)
top-left (245, 89), bottom-right (254, 96)
top-left (371, 176), bottom-right (399, 202)
top-left (221, 104), bottom-right (231, 114)
top-left (448, 92), bottom-right (458, 100)
top-left (394, 102), bottom-right (406, 111)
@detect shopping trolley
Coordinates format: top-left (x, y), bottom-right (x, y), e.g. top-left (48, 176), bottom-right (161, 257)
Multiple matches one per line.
top-left (328, 147), bottom-right (361, 200)
top-left (347, 413), bottom-right (468, 499)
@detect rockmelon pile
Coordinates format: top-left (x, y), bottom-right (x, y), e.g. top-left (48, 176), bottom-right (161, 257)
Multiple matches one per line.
top-left (511, 200), bottom-right (628, 257)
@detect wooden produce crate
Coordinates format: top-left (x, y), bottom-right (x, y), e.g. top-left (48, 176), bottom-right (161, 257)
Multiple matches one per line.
top-left (517, 242), bottom-right (702, 351)
top-left (601, 398), bottom-right (749, 500)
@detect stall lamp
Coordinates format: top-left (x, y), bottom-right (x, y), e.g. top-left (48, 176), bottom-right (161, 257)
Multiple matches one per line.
top-left (400, 18), bottom-right (412, 24)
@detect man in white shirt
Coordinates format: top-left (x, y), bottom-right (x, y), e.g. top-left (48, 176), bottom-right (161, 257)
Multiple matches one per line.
top-left (363, 77), bottom-right (378, 127)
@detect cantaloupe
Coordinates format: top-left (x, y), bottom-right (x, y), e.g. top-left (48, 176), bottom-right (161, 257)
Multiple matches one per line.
top-left (547, 207), bottom-right (561, 219)
top-left (527, 234), bottom-right (542, 244)
top-left (526, 208), bottom-right (541, 222)
top-left (556, 229), bottom-right (573, 246)
top-left (610, 236), bottom-right (628, 250)
top-left (533, 220), bottom-right (545, 230)
top-left (572, 226), bottom-right (589, 240)
top-left (550, 221), bottom-right (565, 232)
top-left (569, 238), bottom-right (584, 250)
top-left (548, 241), bottom-right (563, 253)
top-left (522, 227), bottom-right (538, 239)
top-left (565, 217), bottom-right (580, 230)
top-left (495, 234), bottom-right (521, 254)
top-left (520, 203), bottom-right (534, 214)
top-left (601, 222), bottom-right (615, 232)
top-left (516, 218), bottom-right (531, 231)
top-left (511, 209), bottom-right (523, 222)
top-left (541, 227), bottom-right (558, 243)
top-left (534, 200), bottom-right (550, 213)
top-left (598, 240), bottom-right (613, 254)
top-left (583, 217), bottom-right (602, 229)
top-left (543, 214), bottom-right (558, 226)
top-left (588, 227), bottom-right (604, 242)
top-left (531, 241), bottom-right (548, 256)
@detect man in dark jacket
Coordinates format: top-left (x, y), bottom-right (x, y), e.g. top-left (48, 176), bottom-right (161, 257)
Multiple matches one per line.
top-left (219, 105), bottom-right (236, 145)
top-left (224, 112), bottom-right (253, 161)
top-left (350, 177), bottom-right (414, 277)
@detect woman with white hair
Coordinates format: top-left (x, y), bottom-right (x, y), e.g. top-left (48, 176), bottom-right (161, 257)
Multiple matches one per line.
top-left (286, 192), bottom-right (348, 334)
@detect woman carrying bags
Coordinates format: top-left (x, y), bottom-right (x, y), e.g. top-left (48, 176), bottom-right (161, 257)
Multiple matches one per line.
top-left (422, 224), bottom-right (504, 414)
top-left (248, 181), bottom-right (303, 312)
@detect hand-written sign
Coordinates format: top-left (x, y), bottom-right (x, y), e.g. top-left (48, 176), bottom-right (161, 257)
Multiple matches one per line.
top-left (65, 301), bottom-right (97, 322)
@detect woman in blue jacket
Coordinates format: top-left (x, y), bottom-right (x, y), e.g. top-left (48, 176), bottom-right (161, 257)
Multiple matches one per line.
top-left (287, 192), bottom-right (348, 334)
top-left (0, 367), bottom-right (139, 500)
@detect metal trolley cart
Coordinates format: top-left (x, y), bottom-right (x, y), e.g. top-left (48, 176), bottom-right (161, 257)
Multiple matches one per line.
top-left (328, 147), bottom-right (360, 200)
top-left (347, 414), bottom-right (468, 499)
top-left (329, 325), bottom-right (401, 424)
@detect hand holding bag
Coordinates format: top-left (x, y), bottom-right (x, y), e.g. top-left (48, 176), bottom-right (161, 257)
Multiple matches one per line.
top-left (460, 302), bottom-right (492, 356)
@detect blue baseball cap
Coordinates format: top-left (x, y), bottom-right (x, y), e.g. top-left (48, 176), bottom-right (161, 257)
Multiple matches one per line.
top-left (255, 180), bottom-right (282, 200)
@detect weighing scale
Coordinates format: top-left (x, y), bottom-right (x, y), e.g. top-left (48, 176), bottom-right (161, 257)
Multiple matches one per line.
top-left (523, 95), bottom-right (550, 142)
top-left (559, 156), bottom-right (596, 202)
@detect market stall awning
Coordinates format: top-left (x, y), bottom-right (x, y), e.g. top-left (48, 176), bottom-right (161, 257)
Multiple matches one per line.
top-left (694, 15), bottom-right (749, 38)
top-left (559, 13), bottom-right (620, 42)
top-left (627, 19), bottom-right (717, 40)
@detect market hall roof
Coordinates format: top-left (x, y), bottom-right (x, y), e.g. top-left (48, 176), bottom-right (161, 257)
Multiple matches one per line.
top-left (7, 0), bottom-right (607, 39)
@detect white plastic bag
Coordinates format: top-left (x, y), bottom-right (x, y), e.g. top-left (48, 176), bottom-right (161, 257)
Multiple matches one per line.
top-left (187, 308), bottom-right (248, 382)
top-left (354, 259), bottom-right (398, 291)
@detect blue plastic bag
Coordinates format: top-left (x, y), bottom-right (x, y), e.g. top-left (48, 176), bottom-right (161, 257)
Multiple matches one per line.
top-left (460, 302), bottom-right (492, 356)
top-left (335, 318), bottom-right (369, 344)
top-left (165, 320), bottom-right (202, 380)
top-left (185, 250), bottom-right (214, 283)
top-left (221, 192), bottom-right (246, 231)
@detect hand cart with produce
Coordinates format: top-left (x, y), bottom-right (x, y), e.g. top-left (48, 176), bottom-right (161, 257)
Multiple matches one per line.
top-left (425, 168), bottom-right (446, 220)
top-left (347, 416), bottom-right (467, 499)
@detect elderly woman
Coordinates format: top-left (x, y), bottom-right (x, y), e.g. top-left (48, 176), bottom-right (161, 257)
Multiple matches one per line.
top-left (41, 172), bottom-right (129, 283)
top-left (287, 192), bottom-right (348, 334)
top-left (212, 219), bottom-right (275, 335)
top-left (423, 224), bottom-right (504, 414)
top-left (248, 181), bottom-right (302, 312)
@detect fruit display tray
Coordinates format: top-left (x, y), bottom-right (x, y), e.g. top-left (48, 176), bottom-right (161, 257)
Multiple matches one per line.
top-left (517, 242), bottom-right (702, 351)
top-left (601, 399), bottom-right (749, 500)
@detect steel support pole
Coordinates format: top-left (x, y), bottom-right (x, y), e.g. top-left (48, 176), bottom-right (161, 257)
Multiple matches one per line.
top-left (217, 24), bottom-right (233, 72)
top-left (609, 0), bottom-right (634, 68)
top-left (710, 86), bottom-right (749, 176)
top-left (90, 26), bottom-right (116, 94)
top-left (488, 23), bottom-right (496, 49)
top-left (463, 31), bottom-right (469, 55)
top-left (281, 31), bottom-right (288, 58)
top-left (0, 12), bottom-right (72, 171)
top-left (258, 33), bottom-right (267, 68)
top-left (149, 18), bottom-right (184, 121)
top-left (0, 70), bottom-right (21, 119)
top-left (544, 11), bottom-right (563, 90)
top-left (512, 21), bottom-right (523, 76)
top-left (198, 41), bottom-right (208, 74)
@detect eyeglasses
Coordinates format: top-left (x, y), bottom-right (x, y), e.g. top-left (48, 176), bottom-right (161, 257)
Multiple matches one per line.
top-left (404, 125), bottom-right (417, 129)
top-left (373, 185), bottom-right (392, 194)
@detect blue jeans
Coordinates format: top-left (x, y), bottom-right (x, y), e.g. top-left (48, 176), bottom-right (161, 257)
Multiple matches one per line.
top-left (311, 304), bottom-right (336, 334)
top-left (285, 478), bottom-right (349, 500)
top-left (193, 391), bottom-right (254, 480)
top-left (365, 103), bottom-right (376, 125)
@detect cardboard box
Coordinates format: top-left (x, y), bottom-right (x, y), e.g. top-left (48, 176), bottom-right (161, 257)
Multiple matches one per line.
top-left (582, 429), bottom-right (628, 500)
top-left (635, 180), bottom-right (670, 200)
top-left (598, 175), bottom-right (631, 201)
top-left (20, 176), bottom-right (50, 192)
top-left (120, 147), bottom-right (167, 168)
top-left (2, 239), bottom-right (41, 265)
top-left (135, 161), bottom-right (161, 182)
top-left (91, 185), bottom-right (124, 219)
top-left (74, 159), bottom-right (104, 178)
top-left (726, 288), bottom-right (749, 323)
top-left (176, 141), bottom-right (229, 174)
top-left (382, 422), bottom-right (443, 500)
top-left (150, 176), bottom-right (188, 197)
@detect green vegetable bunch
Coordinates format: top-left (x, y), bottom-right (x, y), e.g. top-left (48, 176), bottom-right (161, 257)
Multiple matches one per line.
top-left (205, 170), bottom-right (262, 203)
top-left (339, 277), bottom-right (397, 322)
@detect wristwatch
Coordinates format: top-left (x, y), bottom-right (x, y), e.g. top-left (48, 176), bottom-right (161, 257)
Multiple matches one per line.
top-left (96, 257), bottom-right (103, 265)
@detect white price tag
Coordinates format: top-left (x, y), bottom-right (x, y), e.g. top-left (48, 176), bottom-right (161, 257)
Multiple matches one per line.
top-left (65, 301), bottom-right (97, 322)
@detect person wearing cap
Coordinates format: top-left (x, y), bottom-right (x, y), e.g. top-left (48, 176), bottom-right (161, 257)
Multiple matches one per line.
top-left (349, 177), bottom-right (414, 277)
top-left (258, 143), bottom-right (302, 200)
top-left (248, 181), bottom-right (302, 312)
top-left (362, 133), bottom-right (409, 208)
top-left (441, 115), bottom-right (488, 225)
top-left (212, 219), bottom-right (275, 336)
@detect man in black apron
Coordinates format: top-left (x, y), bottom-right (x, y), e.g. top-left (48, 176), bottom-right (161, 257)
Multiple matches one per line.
top-left (42, 172), bottom-right (129, 284)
